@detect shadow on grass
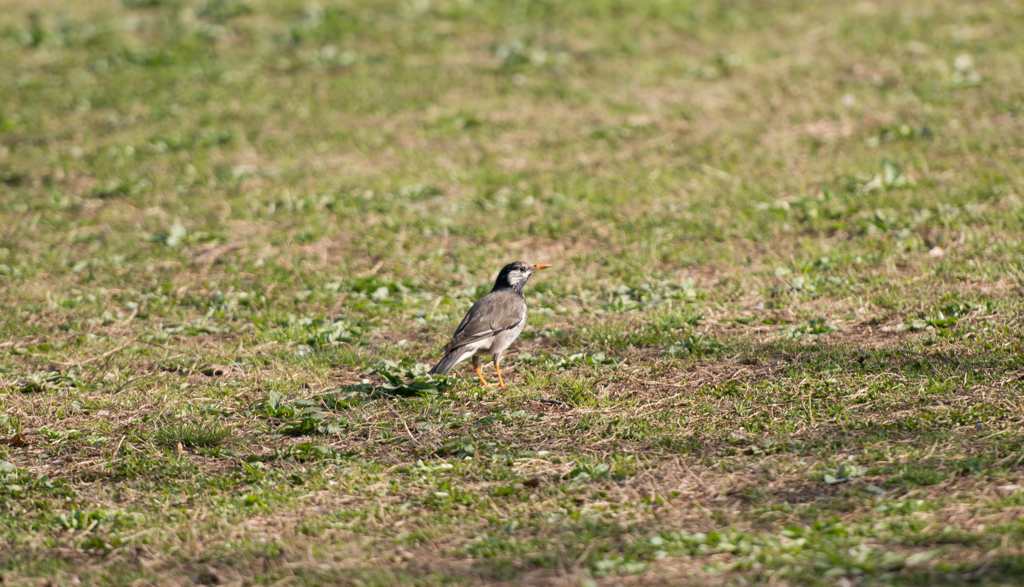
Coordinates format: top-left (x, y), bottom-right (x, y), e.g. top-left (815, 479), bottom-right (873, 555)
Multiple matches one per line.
top-left (891, 555), bottom-right (1024, 586)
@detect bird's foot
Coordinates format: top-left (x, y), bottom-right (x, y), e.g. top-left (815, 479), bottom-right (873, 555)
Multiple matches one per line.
top-left (472, 364), bottom-right (491, 388)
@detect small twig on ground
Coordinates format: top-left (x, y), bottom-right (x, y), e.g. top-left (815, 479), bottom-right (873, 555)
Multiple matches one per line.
top-left (56, 340), bottom-right (139, 367)
top-left (55, 339), bottom-right (177, 368)
top-left (193, 241), bottom-right (246, 265)
top-left (355, 260), bottom-right (385, 278)
top-left (113, 434), bottom-right (126, 458)
top-left (533, 398), bottom-right (567, 407)
top-left (677, 456), bottom-right (710, 492)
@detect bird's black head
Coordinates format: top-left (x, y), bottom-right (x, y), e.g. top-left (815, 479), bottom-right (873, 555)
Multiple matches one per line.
top-left (493, 261), bottom-right (551, 294)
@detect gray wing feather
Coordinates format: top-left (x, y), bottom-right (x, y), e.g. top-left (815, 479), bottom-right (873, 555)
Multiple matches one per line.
top-left (441, 292), bottom-right (525, 353)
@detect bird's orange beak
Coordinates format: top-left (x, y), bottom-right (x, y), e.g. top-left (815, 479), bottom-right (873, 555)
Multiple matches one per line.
top-left (533, 264), bottom-right (551, 270)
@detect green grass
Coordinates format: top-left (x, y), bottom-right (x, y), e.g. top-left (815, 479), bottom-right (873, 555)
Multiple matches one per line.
top-left (2, 0), bottom-right (1024, 584)
top-left (152, 418), bottom-right (232, 448)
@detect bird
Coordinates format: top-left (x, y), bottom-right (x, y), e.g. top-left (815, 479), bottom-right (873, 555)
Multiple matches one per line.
top-left (429, 261), bottom-right (551, 388)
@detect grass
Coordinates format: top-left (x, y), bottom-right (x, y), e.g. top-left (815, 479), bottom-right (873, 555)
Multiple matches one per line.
top-left (152, 419), bottom-right (232, 448)
top-left (1, 0), bottom-right (1024, 584)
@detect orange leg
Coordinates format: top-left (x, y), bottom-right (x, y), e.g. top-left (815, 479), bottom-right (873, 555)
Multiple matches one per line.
top-left (472, 363), bottom-right (491, 387)
top-left (493, 358), bottom-right (506, 389)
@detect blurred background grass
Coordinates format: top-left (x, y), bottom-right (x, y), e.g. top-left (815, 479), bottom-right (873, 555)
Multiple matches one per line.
top-left (1, 0), bottom-right (1022, 325)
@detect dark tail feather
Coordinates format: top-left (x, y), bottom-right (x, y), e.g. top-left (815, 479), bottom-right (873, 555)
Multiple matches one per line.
top-left (430, 351), bottom-right (462, 375)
